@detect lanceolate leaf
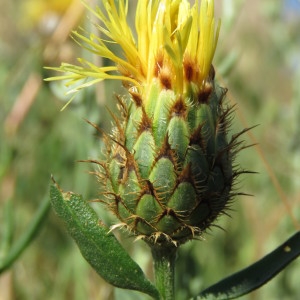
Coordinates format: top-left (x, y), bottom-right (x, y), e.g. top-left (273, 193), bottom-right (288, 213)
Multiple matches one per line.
top-left (50, 184), bottom-right (159, 300)
top-left (195, 231), bottom-right (300, 299)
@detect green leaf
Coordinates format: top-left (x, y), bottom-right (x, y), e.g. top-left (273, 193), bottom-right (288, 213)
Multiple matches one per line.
top-left (50, 184), bottom-right (159, 299)
top-left (195, 231), bottom-right (300, 299)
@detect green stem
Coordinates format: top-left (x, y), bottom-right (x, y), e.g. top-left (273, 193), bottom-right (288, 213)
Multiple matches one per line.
top-left (0, 194), bottom-right (50, 274)
top-left (151, 244), bottom-right (177, 300)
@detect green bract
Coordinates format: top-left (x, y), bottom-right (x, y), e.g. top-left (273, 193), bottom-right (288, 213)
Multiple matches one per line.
top-left (93, 77), bottom-right (240, 246)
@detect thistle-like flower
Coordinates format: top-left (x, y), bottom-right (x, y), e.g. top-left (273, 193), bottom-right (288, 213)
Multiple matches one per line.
top-left (48, 0), bottom-right (245, 246)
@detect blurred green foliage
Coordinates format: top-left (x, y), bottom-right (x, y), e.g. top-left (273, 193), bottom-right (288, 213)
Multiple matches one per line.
top-left (1, 0), bottom-right (300, 299)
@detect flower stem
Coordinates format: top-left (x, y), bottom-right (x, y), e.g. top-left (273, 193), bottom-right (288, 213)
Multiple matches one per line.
top-left (151, 244), bottom-right (177, 300)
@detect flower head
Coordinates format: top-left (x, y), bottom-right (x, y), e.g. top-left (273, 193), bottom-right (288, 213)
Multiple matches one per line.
top-left (47, 0), bottom-right (220, 101)
top-left (46, 1), bottom-right (239, 247)
top-left (20, 0), bottom-right (73, 30)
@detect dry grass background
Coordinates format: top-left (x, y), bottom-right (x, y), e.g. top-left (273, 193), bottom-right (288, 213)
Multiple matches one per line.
top-left (1, 0), bottom-right (300, 299)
